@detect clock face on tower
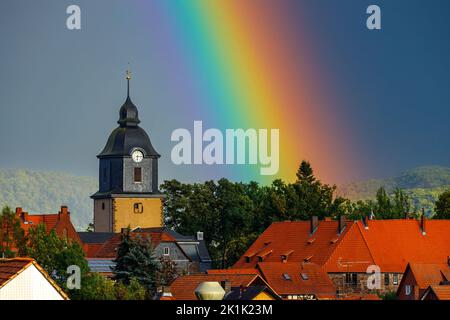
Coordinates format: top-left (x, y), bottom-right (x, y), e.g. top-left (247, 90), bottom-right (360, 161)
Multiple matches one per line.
top-left (131, 150), bottom-right (144, 163)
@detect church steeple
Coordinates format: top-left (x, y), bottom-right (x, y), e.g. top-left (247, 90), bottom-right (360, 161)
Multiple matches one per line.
top-left (92, 70), bottom-right (164, 233)
top-left (118, 69), bottom-right (140, 127)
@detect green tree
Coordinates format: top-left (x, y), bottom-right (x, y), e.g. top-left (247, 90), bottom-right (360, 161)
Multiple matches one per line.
top-left (0, 206), bottom-right (26, 257)
top-left (392, 188), bottom-right (410, 218)
top-left (293, 160), bottom-right (341, 220)
top-left (434, 190), bottom-right (450, 219)
top-left (71, 272), bottom-right (116, 300)
top-left (156, 256), bottom-right (179, 288)
top-left (112, 231), bottom-right (160, 295)
top-left (114, 277), bottom-right (147, 300)
top-left (26, 223), bottom-right (89, 292)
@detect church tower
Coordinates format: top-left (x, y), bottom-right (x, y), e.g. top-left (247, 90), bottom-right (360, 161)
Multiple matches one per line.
top-left (92, 71), bottom-right (164, 232)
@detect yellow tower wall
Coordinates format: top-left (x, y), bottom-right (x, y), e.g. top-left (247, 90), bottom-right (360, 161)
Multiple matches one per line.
top-left (112, 197), bottom-right (163, 232)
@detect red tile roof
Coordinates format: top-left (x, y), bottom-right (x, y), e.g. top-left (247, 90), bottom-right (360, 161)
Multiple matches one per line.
top-left (233, 220), bottom-right (352, 269)
top-left (426, 285), bottom-right (450, 300)
top-left (170, 272), bottom-right (268, 300)
top-left (16, 206), bottom-right (81, 245)
top-left (342, 293), bottom-right (381, 300)
top-left (406, 263), bottom-right (450, 289)
top-left (87, 231), bottom-right (178, 258)
top-left (256, 262), bottom-right (336, 299)
top-left (0, 258), bottom-right (34, 287)
top-left (234, 219), bottom-right (450, 273)
top-left (354, 220), bottom-right (450, 272)
top-left (207, 269), bottom-right (259, 275)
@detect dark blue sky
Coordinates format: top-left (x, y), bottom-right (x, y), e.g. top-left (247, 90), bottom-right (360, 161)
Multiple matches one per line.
top-left (0, 0), bottom-right (448, 184)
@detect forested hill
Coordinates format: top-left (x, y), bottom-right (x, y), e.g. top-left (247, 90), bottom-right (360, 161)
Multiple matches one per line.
top-left (338, 166), bottom-right (450, 212)
top-left (0, 166), bottom-right (448, 230)
top-left (0, 169), bottom-right (96, 230)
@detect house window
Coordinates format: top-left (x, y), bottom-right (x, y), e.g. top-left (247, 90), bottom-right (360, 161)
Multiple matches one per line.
top-left (134, 167), bottom-right (142, 183)
top-left (133, 203), bottom-right (143, 213)
top-left (385, 274), bottom-right (390, 286)
top-left (393, 274), bottom-right (399, 285)
top-left (163, 247), bottom-right (170, 256)
top-left (405, 285), bottom-right (412, 296)
top-left (345, 273), bottom-right (358, 286)
top-left (245, 256), bottom-right (251, 263)
top-left (102, 202), bottom-right (105, 210)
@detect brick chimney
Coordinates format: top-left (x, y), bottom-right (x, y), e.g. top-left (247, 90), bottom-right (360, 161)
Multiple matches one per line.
top-left (338, 215), bottom-right (346, 234)
top-left (58, 206), bottom-right (69, 220)
top-left (420, 209), bottom-right (426, 235)
top-left (220, 280), bottom-right (231, 294)
top-left (121, 227), bottom-right (130, 236)
top-left (362, 215), bottom-right (369, 229)
top-left (310, 216), bottom-right (319, 234)
top-left (15, 207), bottom-right (28, 222)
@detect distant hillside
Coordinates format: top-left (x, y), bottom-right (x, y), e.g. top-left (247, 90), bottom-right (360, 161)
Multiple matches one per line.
top-left (0, 169), bottom-right (97, 230)
top-left (1, 166), bottom-right (448, 230)
top-left (338, 166), bottom-right (450, 214)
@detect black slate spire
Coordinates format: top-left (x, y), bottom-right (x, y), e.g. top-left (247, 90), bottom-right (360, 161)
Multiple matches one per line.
top-left (118, 69), bottom-right (140, 127)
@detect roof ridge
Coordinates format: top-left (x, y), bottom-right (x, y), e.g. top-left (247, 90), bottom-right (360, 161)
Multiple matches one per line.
top-left (354, 220), bottom-right (377, 267)
top-left (323, 221), bottom-right (376, 270)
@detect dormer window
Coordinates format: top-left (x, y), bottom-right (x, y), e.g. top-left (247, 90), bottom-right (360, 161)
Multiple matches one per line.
top-left (283, 273), bottom-right (292, 281)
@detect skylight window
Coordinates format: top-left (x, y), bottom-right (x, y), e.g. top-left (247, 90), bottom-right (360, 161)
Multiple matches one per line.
top-left (301, 273), bottom-right (309, 280)
top-left (283, 273), bottom-right (292, 280)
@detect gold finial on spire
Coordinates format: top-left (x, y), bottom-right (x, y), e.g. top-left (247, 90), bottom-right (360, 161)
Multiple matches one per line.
top-left (126, 64), bottom-right (131, 97)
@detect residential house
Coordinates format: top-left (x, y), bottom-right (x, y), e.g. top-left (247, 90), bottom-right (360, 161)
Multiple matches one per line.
top-left (421, 285), bottom-right (450, 300)
top-left (233, 216), bottom-right (450, 297)
top-left (16, 206), bottom-right (81, 244)
top-left (0, 258), bottom-right (68, 300)
top-left (78, 227), bottom-right (211, 275)
top-left (255, 262), bottom-right (336, 300)
top-left (397, 262), bottom-right (450, 300)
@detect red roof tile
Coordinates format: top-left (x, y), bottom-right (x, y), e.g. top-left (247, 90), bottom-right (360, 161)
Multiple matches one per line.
top-left (207, 269), bottom-right (259, 275)
top-left (407, 263), bottom-right (450, 289)
top-left (0, 258), bottom-right (69, 299)
top-left (16, 206), bottom-right (81, 245)
top-left (234, 220), bottom-right (351, 269)
top-left (235, 219), bottom-right (450, 274)
top-left (427, 285), bottom-right (450, 300)
top-left (0, 258), bottom-right (33, 287)
top-left (256, 262), bottom-right (336, 299)
top-left (355, 220), bottom-right (450, 272)
top-left (91, 231), bottom-right (177, 258)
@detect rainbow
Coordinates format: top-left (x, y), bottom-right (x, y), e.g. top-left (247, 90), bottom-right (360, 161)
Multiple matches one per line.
top-left (139, 1), bottom-right (362, 184)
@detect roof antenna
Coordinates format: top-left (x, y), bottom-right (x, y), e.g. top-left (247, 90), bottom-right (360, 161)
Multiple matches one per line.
top-left (126, 63), bottom-right (132, 98)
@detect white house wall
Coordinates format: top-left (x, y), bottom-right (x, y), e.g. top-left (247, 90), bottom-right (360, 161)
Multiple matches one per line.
top-left (0, 264), bottom-right (65, 300)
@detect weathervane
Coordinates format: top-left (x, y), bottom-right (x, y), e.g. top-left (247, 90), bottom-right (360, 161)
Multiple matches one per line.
top-left (126, 65), bottom-right (131, 97)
